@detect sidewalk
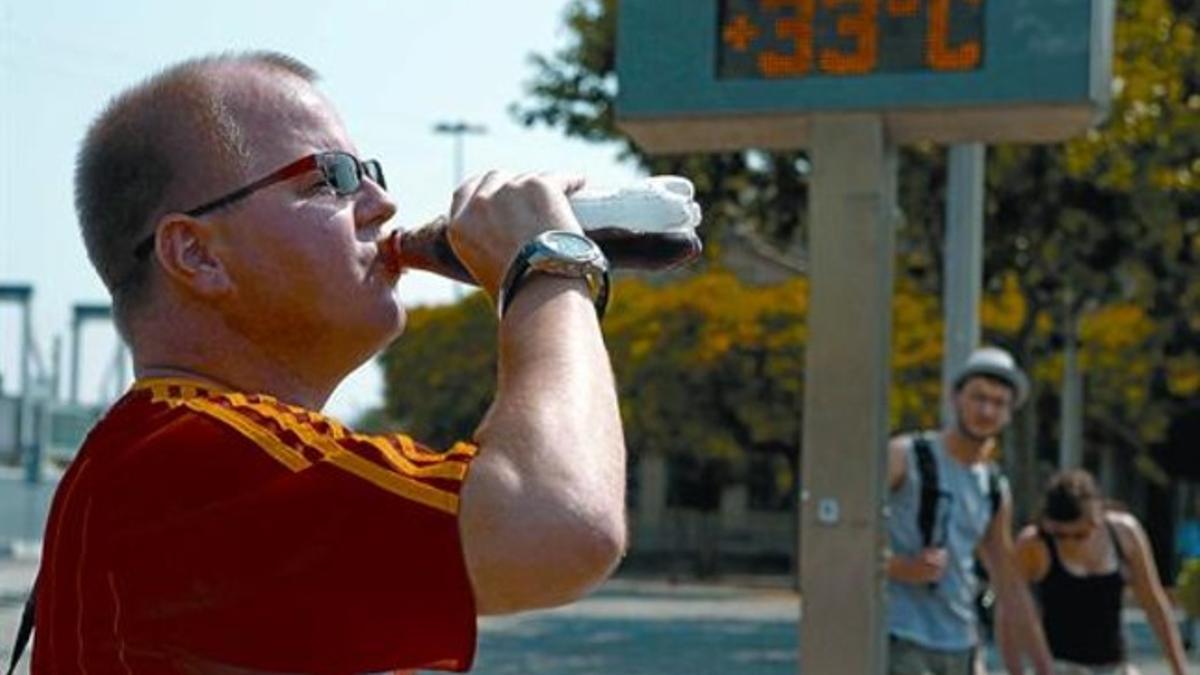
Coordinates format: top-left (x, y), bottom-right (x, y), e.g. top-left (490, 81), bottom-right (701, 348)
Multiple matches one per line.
top-left (1, 558), bottom-right (1194, 674)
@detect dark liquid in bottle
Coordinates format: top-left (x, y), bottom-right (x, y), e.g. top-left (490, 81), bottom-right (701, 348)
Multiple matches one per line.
top-left (396, 222), bottom-right (702, 285)
top-left (586, 227), bottom-right (702, 271)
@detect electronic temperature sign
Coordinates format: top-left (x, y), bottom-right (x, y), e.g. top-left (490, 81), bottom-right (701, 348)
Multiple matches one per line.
top-left (616, 0), bottom-right (1114, 152)
top-left (717, 0), bottom-right (984, 79)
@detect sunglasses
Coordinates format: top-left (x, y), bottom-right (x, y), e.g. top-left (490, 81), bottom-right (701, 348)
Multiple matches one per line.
top-left (133, 151), bottom-right (385, 259)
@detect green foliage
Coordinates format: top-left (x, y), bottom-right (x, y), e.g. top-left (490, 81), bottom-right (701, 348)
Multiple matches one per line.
top-left (1177, 557), bottom-right (1200, 617)
top-left (380, 269), bottom-right (809, 466)
top-left (377, 292), bottom-right (497, 450)
top-left (376, 272), bottom-right (1167, 524)
top-left (604, 269), bottom-right (808, 466)
top-left (513, 0), bottom-right (1200, 482)
top-left (374, 269), bottom-right (1026, 445)
top-left (972, 0), bottom-right (1199, 468)
top-left (373, 0), bottom-right (1199, 528)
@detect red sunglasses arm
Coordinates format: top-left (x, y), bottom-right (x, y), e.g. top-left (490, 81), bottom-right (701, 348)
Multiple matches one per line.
top-left (184, 155), bottom-right (319, 217)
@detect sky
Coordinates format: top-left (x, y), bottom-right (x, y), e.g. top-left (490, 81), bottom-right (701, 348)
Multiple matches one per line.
top-left (0, 0), bottom-right (642, 421)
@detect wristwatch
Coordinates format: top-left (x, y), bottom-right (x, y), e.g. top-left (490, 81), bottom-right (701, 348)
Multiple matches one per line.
top-left (497, 230), bottom-right (611, 320)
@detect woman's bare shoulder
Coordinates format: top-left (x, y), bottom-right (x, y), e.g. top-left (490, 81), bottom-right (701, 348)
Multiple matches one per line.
top-left (1104, 509), bottom-right (1142, 534)
top-left (1014, 524), bottom-right (1050, 580)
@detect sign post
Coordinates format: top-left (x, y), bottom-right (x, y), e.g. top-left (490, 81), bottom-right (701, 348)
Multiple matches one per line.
top-left (941, 143), bottom-right (986, 424)
top-left (615, 2), bottom-right (1113, 671)
top-left (800, 113), bottom-right (896, 673)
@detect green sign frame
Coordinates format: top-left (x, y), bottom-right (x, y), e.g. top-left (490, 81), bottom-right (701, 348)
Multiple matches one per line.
top-left (616, 0), bottom-right (1113, 151)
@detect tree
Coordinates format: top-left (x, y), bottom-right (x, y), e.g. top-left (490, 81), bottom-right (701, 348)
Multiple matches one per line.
top-left (376, 293), bottom-right (496, 449)
top-left (976, 0), bottom-right (1199, 506)
top-left (380, 270), bottom-right (809, 501)
top-left (375, 265), bottom-right (1171, 583)
top-left (375, 267), bottom-right (1058, 504)
top-left (513, 0), bottom-right (1200, 514)
top-left (605, 270), bottom-right (807, 489)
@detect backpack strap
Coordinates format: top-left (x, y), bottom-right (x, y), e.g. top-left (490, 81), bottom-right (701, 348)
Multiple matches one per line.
top-left (1104, 517), bottom-right (1129, 575)
top-left (986, 464), bottom-right (1003, 519)
top-left (913, 434), bottom-right (940, 548)
top-left (6, 581), bottom-right (35, 675)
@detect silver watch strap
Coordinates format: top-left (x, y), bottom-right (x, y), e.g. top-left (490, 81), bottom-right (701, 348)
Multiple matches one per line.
top-left (496, 236), bottom-right (610, 320)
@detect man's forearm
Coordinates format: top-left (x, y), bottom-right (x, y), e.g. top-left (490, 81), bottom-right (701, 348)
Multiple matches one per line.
top-left (885, 555), bottom-right (910, 584)
top-left (993, 605), bottom-right (1025, 675)
top-left (463, 279), bottom-right (627, 613)
top-left (995, 585), bottom-right (1053, 675)
top-left (1145, 593), bottom-right (1188, 675)
top-left (886, 550), bottom-right (948, 586)
top-left (488, 278), bottom-right (624, 489)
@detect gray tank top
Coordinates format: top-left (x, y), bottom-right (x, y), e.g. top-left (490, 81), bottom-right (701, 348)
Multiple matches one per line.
top-left (887, 432), bottom-right (1004, 650)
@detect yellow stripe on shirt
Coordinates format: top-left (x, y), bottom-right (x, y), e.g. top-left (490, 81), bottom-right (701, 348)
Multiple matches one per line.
top-left (229, 398), bottom-right (469, 482)
top-left (324, 450), bottom-right (460, 515)
top-left (132, 378), bottom-right (469, 513)
top-left (180, 398), bottom-right (312, 472)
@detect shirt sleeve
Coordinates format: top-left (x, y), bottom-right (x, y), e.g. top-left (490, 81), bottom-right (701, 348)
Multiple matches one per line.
top-left (101, 387), bottom-right (479, 673)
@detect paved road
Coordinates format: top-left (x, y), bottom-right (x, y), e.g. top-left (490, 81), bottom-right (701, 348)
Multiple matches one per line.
top-left (1, 559), bottom-right (1192, 674)
top-left (475, 579), bottom-right (1191, 674)
top-left (0, 556), bottom-right (36, 675)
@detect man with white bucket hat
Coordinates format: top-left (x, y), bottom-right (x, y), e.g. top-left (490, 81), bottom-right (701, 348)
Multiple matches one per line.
top-left (885, 346), bottom-right (1053, 674)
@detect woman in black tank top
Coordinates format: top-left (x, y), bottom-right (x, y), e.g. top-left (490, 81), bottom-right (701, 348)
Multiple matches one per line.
top-left (1037, 521), bottom-right (1128, 667)
top-left (1013, 469), bottom-right (1189, 675)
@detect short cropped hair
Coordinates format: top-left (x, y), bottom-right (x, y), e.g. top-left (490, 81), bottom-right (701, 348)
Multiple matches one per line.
top-left (1041, 469), bottom-right (1101, 523)
top-left (74, 51), bottom-right (318, 334)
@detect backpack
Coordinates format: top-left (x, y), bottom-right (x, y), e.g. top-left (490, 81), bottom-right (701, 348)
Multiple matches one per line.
top-left (912, 433), bottom-right (1002, 547)
top-left (912, 433), bottom-right (1003, 636)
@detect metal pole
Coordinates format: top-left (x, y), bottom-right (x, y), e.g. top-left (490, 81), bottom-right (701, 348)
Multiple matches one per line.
top-left (433, 121), bottom-right (487, 300)
top-left (21, 296), bottom-right (40, 484)
top-left (453, 134), bottom-right (465, 190)
top-left (51, 335), bottom-right (62, 400)
top-left (69, 303), bottom-right (115, 404)
top-left (19, 295), bottom-right (31, 397)
top-left (1059, 298), bottom-right (1083, 468)
top-left (70, 311), bottom-right (82, 404)
top-left (799, 114), bottom-right (896, 675)
top-left (433, 120), bottom-right (487, 187)
top-left (941, 143), bottom-right (985, 425)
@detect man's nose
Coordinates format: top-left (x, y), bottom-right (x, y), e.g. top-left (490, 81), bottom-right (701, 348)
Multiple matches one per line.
top-left (355, 176), bottom-right (397, 231)
top-left (981, 400), bottom-right (1003, 416)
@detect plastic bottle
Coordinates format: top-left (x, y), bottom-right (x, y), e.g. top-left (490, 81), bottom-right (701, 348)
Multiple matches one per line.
top-left (382, 176), bottom-right (703, 284)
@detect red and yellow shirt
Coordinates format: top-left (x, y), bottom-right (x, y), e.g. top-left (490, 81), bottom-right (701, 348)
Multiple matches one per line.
top-left (34, 378), bottom-right (478, 674)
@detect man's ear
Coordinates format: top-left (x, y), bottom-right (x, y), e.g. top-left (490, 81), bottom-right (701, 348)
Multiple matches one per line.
top-left (152, 213), bottom-right (233, 297)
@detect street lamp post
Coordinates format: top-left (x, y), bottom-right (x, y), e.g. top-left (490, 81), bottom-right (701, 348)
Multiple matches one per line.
top-left (433, 120), bottom-right (487, 188)
top-left (433, 121), bottom-right (487, 299)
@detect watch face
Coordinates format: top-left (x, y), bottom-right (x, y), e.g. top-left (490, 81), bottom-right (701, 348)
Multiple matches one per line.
top-left (543, 231), bottom-right (596, 260)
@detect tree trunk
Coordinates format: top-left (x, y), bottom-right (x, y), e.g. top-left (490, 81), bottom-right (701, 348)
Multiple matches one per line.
top-left (1004, 365), bottom-right (1042, 525)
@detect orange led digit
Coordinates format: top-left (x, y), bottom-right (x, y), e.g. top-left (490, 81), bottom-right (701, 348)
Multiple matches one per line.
top-left (758, 0), bottom-right (817, 77)
top-left (819, 0), bottom-right (878, 75)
